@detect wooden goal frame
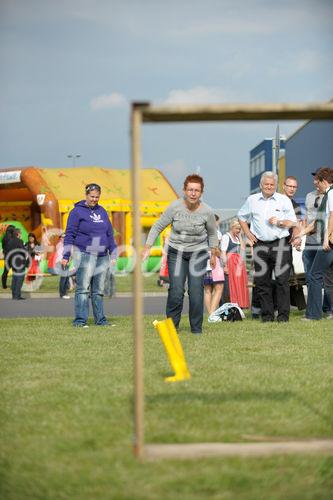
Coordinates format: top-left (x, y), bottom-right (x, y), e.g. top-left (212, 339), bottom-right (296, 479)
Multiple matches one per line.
top-left (130, 101), bottom-right (333, 460)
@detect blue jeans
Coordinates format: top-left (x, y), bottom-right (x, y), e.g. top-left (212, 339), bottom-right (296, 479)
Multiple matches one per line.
top-left (167, 248), bottom-right (207, 333)
top-left (305, 248), bottom-right (333, 320)
top-left (74, 252), bottom-right (109, 326)
top-left (303, 247), bottom-right (332, 313)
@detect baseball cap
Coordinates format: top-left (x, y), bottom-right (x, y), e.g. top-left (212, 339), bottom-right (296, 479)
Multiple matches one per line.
top-left (311, 168), bottom-right (321, 176)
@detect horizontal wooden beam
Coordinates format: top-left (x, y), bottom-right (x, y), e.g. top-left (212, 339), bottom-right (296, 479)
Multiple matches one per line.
top-left (131, 102), bottom-right (333, 123)
top-left (145, 439), bottom-right (333, 460)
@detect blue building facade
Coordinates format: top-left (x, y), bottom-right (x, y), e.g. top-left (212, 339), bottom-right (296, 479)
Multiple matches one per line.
top-left (285, 120), bottom-right (333, 199)
top-left (249, 119), bottom-right (333, 200)
top-left (250, 138), bottom-right (285, 193)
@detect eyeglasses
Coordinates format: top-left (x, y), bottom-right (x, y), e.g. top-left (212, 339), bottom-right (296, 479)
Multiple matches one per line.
top-left (314, 196), bottom-right (320, 208)
top-left (284, 184), bottom-right (297, 189)
top-left (186, 188), bottom-right (201, 194)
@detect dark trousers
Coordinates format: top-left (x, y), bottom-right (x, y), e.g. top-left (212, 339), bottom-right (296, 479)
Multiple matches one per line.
top-left (59, 276), bottom-right (70, 297)
top-left (11, 273), bottom-right (25, 299)
top-left (2, 267), bottom-right (9, 288)
top-left (253, 238), bottom-right (291, 322)
top-left (166, 247), bottom-right (207, 333)
top-left (2, 256), bottom-right (10, 288)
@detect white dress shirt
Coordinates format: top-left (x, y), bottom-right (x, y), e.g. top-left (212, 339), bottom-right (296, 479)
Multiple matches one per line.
top-left (238, 191), bottom-right (297, 241)
top-left (325, 188), bottom-right (333, 229)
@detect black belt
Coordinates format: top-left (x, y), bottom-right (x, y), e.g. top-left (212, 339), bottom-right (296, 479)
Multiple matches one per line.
top-left (256, 237), bottom-right (288, 244)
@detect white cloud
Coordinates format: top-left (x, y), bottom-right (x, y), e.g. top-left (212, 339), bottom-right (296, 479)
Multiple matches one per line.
top-left (90, 92), bottom-right (127, 111)
top-left (162, 86), bottom-right (231, 105)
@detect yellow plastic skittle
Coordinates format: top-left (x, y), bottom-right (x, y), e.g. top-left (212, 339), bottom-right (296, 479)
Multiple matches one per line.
top-left (153, 318), bottom-right (191, 383)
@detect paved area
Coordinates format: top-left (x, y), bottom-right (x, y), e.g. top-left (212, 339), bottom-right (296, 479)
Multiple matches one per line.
top-left (0, 293), bottom-right (189, 318)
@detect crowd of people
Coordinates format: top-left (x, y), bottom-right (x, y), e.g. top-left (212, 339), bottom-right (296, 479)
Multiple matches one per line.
top-left (1, 227), bottom-right (75, 300)
top-left (144, 169), bottom-right (333, 331)
top-left (1, 168), bottom-right (332, 330)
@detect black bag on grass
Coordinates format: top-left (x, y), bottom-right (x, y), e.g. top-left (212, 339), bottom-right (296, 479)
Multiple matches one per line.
top-left (208, 303), bottom-right (244, 322)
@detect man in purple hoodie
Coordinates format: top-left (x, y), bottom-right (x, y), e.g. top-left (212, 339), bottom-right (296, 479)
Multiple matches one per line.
top-left (61, 183), bottom-right (117, 327)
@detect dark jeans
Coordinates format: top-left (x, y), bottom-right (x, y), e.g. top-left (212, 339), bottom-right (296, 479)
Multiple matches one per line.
top-left (59, 275), bottom-right (70, 297)
top-left (166, 247), bottom-right (207, 333)
top-left (221, 274), bottom-right (230, 304)
top-left (323, 264), bottom-right (333, 313)
top-left (253, 237), bottom-right (291, 322)
top-left (2, 266), bottom-right (9, 288)
top-left (302, 247), bottom-right (332, 312)
top-left (2, 255), bottom-right (10, 288)
top-left (11, 273), bottom-right (25, 299)
top-left (305, 248), bottom-right (333, 320)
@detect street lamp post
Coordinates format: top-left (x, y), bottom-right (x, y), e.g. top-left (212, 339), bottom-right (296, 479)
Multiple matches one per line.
top-left (67, 154), bottom-right (81, 167)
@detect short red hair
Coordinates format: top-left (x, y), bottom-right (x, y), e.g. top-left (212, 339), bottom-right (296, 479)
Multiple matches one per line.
top-left (183, 174), bottom-right (204, 192)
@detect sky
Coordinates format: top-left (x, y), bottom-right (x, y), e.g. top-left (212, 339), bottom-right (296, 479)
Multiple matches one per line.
top-left (1, 0), bottom-right (332, 212)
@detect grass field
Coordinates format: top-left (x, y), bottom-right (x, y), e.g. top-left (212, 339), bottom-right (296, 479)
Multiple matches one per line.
top-left (1, 313), bottom-right (332, 499)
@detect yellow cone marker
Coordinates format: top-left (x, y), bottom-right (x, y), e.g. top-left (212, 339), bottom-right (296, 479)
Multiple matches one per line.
top-left (153, 318), bottom-right (191, 382)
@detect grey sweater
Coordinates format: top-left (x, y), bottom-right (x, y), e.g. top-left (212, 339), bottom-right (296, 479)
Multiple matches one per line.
top-left (146, 198), bottom-right (218, 252)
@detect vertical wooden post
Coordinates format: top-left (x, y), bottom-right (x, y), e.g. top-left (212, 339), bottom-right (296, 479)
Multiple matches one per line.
top-left (131, 104), bottom-right (144, 458)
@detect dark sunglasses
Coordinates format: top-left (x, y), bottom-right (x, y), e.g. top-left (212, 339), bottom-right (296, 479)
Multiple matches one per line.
top-left (85, 183), bottom-right (101, 194)
top-left (314, 196), bottom-right (320, 208)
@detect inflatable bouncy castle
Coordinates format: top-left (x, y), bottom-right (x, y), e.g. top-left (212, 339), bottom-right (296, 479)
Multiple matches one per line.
top-left (0, 166), bottom-right (178, 272)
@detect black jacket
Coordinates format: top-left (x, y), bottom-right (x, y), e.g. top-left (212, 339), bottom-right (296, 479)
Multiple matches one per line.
top-left (6, 236), bottom-right (28, 273)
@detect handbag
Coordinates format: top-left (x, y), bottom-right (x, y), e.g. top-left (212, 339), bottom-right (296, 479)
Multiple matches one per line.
top-left (211, 257), bottom-right (225, 282)
top-left (208, 303), bottom-right (245, 322)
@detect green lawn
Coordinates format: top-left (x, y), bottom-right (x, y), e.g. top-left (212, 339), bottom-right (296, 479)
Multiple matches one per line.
top-left (0, 314), bottom-right (332, 499)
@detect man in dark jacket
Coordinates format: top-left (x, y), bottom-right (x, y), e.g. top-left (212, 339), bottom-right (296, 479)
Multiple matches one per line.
top-left (1, 224), bottom-right (15, 289)
top-left (6, 229), bottom-right (28, 300)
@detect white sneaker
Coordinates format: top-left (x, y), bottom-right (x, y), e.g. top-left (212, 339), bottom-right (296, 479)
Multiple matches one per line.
top-left (326, 313), bottom-right (333, 320)
top-left (61, 295), bottom-right (70, 299)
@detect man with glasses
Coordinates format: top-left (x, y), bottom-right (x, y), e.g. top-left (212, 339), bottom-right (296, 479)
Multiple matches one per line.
top-left (282, 176), bottom-right (306, 310)
top-left (283, 176), bottom-right (302, 221)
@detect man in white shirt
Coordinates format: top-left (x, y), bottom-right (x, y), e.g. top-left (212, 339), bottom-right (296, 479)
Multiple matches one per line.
top-left (238, 171), bottom-right (297, 322)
